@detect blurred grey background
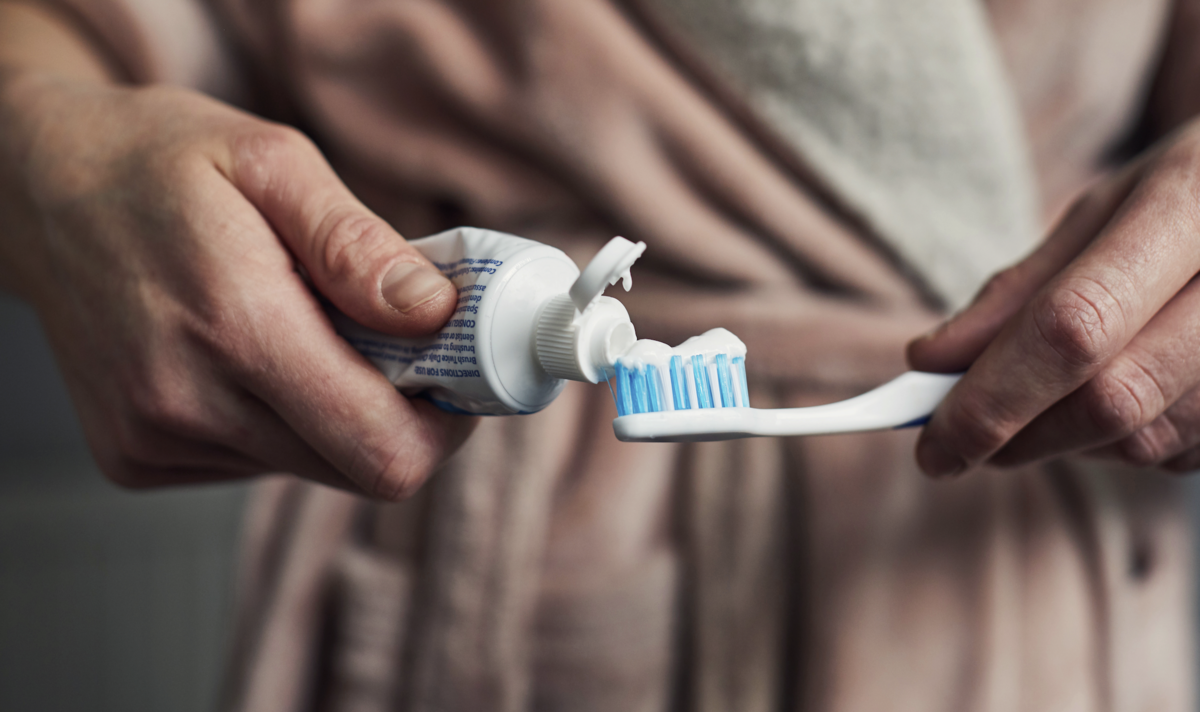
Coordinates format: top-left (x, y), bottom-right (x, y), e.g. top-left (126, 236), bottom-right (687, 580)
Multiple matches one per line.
top-left (3, 291), bottom-right (1200, 710)
top-left (0, 294), bottom-right (249, 712)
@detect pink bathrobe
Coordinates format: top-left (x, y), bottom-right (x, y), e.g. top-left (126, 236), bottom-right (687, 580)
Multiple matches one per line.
top-left (44, 0), bottom-right (1197, 709)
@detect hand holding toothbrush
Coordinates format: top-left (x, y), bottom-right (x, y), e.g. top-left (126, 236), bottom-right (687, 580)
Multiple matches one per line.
top-left (909, 122), bottom-right (1200, 478)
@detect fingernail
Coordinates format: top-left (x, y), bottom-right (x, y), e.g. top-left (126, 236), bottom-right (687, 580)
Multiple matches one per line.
top-left (916, 437), bottom-right (967, 479)
top-left (382, 263), bottom-right (452, 313)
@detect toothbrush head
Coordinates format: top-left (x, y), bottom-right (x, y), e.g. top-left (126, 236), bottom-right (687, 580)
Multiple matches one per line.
top-left (607, 328), bottom-right (750, 416)
top-left (610, 352), bottom-right (750, 415)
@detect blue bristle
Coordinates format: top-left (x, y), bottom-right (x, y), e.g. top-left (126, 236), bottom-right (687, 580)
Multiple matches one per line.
top-left (611, 351), bottom-right (747, 415)
top-left (615, 363), bottom-right (634, 416)
top-left (604, 369), bottom-right (620, 410)
top-left (632, 367), bottom-right (650, 413)
top-left (715, 353), bottom-right (734, 407)
top-left (691, 354), bottom-right (713, 409)
top-left (733, 356), bottom-right (749, 407)
top-left (670, 355), bottom-right (689, 410)
top-left (646, 364), bottom-right (663, 412)
top-left (625, 367), bottom-right (640, 414)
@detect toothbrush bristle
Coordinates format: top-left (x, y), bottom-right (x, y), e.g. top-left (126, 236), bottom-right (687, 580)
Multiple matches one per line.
top-left (715, 353), bottom-right (733, 407)
top-left (733, 357), bottom-right (749, 408)
top-left (614, 362), bottom-right (634, 416)
top-left (646, 364), bottom-right (663, 412)
top-left (669, 355), bottom-right (689, 410)
top-left (691, 355), bottom-right (711, 409)
top-left (612, 351), bottom-right (748, 416)
top-left (631, 365), bottom-right (646, 413)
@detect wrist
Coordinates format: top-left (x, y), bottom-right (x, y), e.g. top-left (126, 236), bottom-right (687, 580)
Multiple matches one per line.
top-left (0, 1), bottom-right (120, 295)
top-left (0, 71), bottom-right (92, 301)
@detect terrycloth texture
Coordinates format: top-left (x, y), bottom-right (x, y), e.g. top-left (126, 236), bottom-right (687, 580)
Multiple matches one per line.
top-left (634, 0), bottom-right (1039, 308)
top-left (40, 0), bottom-right (1195, 710)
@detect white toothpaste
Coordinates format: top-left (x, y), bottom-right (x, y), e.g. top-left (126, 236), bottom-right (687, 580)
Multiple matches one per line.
top-left (673, 328), bottom-right (746, 360)
top-left (615, 339), bottom-right (674, 370)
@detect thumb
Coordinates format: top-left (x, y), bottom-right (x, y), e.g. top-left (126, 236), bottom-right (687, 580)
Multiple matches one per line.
top-left (224, 126), bottom-right (455, 336)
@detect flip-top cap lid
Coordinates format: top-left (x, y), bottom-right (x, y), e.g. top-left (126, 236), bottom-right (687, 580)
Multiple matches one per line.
top-left (568, 237), bottom-right (646, 314)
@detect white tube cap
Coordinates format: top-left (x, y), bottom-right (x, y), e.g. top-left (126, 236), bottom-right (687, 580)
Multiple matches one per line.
top-left (535, 237), bottom-right (645, 384)
top-left (568, 237), bottom-right (646, 313)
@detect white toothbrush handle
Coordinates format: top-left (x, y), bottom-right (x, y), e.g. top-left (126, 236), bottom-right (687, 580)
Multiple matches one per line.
top-left (747, 371), bottom-right (961, 436)
top-left (612, 371), bottom-right (963, 442)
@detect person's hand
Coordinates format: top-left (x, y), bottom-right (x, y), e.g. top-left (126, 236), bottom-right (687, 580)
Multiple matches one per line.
top-left (0, 70), bottom-right (473, 498)
top-left (908, 121), bottom-right (1200, 478)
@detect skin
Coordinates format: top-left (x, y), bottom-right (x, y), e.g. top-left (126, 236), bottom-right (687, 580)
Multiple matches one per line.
top-left (910, 122), bottom-right (1200, 477)
top-left (0, 3), bottom-right (474, 498)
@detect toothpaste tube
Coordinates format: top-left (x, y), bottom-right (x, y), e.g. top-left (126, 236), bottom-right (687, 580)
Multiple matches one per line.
top-left (331, 227), bottom-right (644, 415)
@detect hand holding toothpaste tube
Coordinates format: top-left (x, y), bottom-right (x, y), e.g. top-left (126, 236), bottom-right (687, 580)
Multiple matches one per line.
top-left (0, 7), bottom-right (474, 499)
top-left (909, 122), bottom-right (1200, 478)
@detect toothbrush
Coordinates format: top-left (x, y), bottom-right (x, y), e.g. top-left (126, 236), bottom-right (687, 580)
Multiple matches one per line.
top-left (609, 341), bottom-right (962, 442)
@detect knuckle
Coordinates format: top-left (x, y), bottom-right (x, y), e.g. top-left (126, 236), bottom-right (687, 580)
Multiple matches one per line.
top-left (234, 124), bottom-right (313, 163)
top-left (192, 313), bottom-right (263, 379)
top-left (348, 437), bottom-right (429, 501)
top-left (318, 211), bottom-right (395, 283)
top-left (950, 390), bottom-right (1019, 459)
top-left (127, 378), bottom-right (211, 442)
top-left (1033, 280), bottom-right (1123, 369)
top-left (229, 124), bottom-right (315, 190)
top-left (964, 414), bottom-right (1015, 459)
top-left (1117, 429), bottom-right (1170, 467)
top-left (1082, 364), bottom-right (1163, 439)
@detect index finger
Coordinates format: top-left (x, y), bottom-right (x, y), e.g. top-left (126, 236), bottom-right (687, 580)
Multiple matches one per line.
top-left (243, 291), bottom-right (470, 499)
top-left (916, 146), bottom-right (1200, 477)
top-left (200, 175), bottom-right (473, 499)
